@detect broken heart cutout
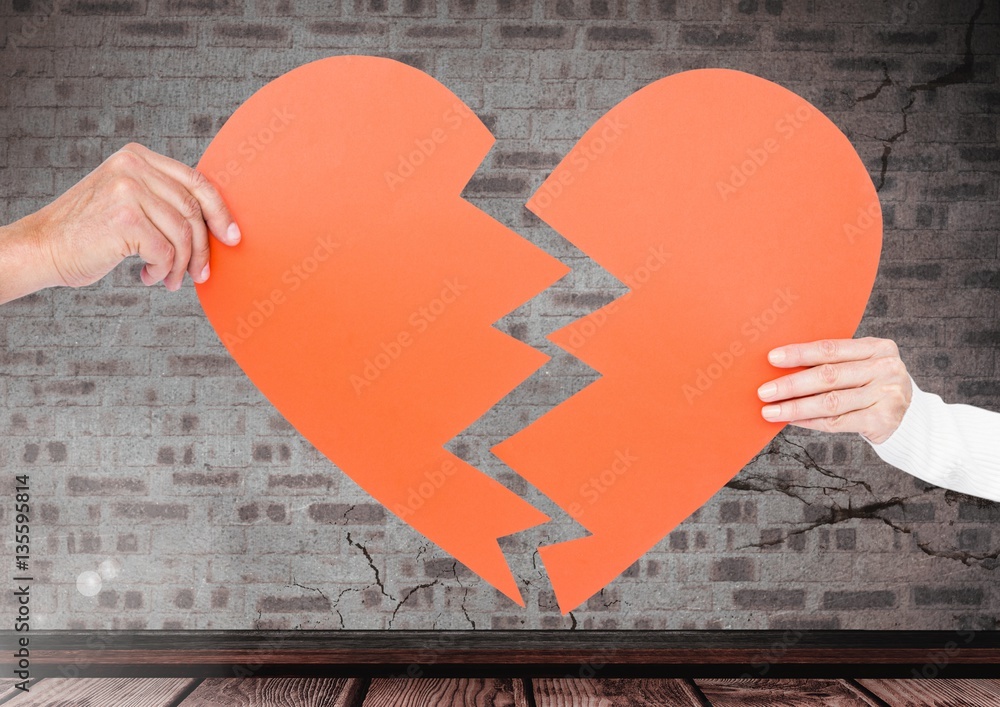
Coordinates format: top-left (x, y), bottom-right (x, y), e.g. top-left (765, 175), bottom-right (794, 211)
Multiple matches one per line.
top-left (195, 56), bottom-right (565, 606)
top-left (495, 69), bottom-right (882, 612)
top-left (196, 57), bottom-right (881, 613)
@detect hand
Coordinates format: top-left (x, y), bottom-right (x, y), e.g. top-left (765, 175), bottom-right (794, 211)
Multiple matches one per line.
top-left (0, 143), bottom-right (239, 303)
top-left (757, 337), bottom-right (913, 444)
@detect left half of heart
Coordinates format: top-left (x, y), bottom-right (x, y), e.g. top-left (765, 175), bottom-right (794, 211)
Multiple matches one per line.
top-left (195, 56), bottom-right (569, 605)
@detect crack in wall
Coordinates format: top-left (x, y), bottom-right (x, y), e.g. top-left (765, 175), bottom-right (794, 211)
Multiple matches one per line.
top-left (910, 0), bottom-right (986, 91)
top-left (732, 436), bottom-right (998, 570)
top-left (873, 94), bottom-right (914, 193)
top-left (452, 561), bottom-right (477, 629)
top-left (289, 580), bottom-right (330, 604)
top-left (346, 531), bottom-right (394, 601)
top-left (388, 579), bottom-right (441, 628)
top-left (331, 586), bottom-right (360, 630)
top-left (857, 65), bottom-right (894, 103)
top-left (854, 0), bottom-right (986, 191)
top-left (756, 433), bottom-right (876, 495)
top-left (598, 587), bottom-right (620, 610)
top-left (740, 495), bottom-right (911, 549)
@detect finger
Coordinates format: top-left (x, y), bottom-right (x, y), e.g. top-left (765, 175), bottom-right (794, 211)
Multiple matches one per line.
top-left (121, 143), bottom-right (240, 246)
top-left (757, 358), bottom-right (881, 402)
top-left (787, 411), bottom-right (870, 436)
top-left (128, 218), bottom-right (176, 288)
top-left (136, 195), bottom-right (193, 291)
top-left (767, 337), bottom-right (897, 368)
top-left (761, 383), bottom-right (880, 423)
top-left (136, 167), bottom-right (211, 283)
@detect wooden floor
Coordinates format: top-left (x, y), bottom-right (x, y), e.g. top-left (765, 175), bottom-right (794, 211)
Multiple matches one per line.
top-left (2, 677), bottom-right (1000, 706)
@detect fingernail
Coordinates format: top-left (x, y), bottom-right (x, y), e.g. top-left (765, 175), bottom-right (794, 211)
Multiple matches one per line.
top-left (227, 223), bottom-right (241, 245)
top-left (757, 382), bottom-right (777, 400)
top-left (199, 264), bottom-right (210, 282)
top-left (762, 404), bottom-right (781, 420)
top-left (768, 349), bottom-right (785, 364)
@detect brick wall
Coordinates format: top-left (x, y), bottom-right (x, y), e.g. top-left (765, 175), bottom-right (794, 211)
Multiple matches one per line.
top-left (0, 0), bottom-right (997, 630)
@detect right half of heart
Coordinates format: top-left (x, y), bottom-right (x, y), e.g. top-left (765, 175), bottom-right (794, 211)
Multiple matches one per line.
top-left (494, 68), bottom-right (883, 613)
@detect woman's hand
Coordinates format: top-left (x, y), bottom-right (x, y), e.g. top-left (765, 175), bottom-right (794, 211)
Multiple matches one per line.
top-left (757, 337), bottom-right (913, 444)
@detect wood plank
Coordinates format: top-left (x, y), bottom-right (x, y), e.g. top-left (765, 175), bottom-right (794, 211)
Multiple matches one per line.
top-left (3, 678), bottom-right (195, 706)
top-left (179, 678), bottom-right (365, 706)
top-left (858, 678), bottom-right (1000, 706)
top-left (695, 679), bottom-right (881, 707)
top-left (0, 679), bottom-right (37, 705)
top-left (22, 630), bottom-right (1000, 675)
top-left (363, 678), bottom-right (526, 707)
top-left (533, 678), bottom-right (705, 706)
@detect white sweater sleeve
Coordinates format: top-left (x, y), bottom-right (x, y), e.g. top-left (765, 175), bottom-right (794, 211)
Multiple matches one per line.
top-left (865, 377), bottom-right (1000, 502)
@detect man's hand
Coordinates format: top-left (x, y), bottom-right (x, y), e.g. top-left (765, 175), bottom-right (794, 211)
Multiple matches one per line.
top-left (0, 143), bottom-right (240, 303)
top-left (757, 337), bottom-right (913, 444)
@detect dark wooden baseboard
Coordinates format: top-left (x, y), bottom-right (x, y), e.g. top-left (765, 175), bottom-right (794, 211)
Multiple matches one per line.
top-left (5, 630), bottom-right (998, 678)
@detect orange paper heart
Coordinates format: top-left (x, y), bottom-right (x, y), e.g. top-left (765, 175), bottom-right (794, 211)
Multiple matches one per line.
top-left (196, 59), bottom-right (881, 612)
top-left (196, 56), bottom-right (567, 606)
top-left (496, 68), bottom-right (881, 612)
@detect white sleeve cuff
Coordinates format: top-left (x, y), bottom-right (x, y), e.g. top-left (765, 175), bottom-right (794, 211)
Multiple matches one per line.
top-left (868, 377), bottom-right (939, 467)
top-left (866, 376), bottom-right (1000, 503)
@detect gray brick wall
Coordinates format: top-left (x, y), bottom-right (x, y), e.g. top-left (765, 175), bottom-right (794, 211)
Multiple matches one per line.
top-left (0, 0), bottom-right (997, 631)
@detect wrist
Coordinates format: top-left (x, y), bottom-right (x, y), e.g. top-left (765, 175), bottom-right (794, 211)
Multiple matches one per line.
top-left (0, 211), bottom-right (65, 304)
top-left (866, 375), bottom-right (918, 448)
